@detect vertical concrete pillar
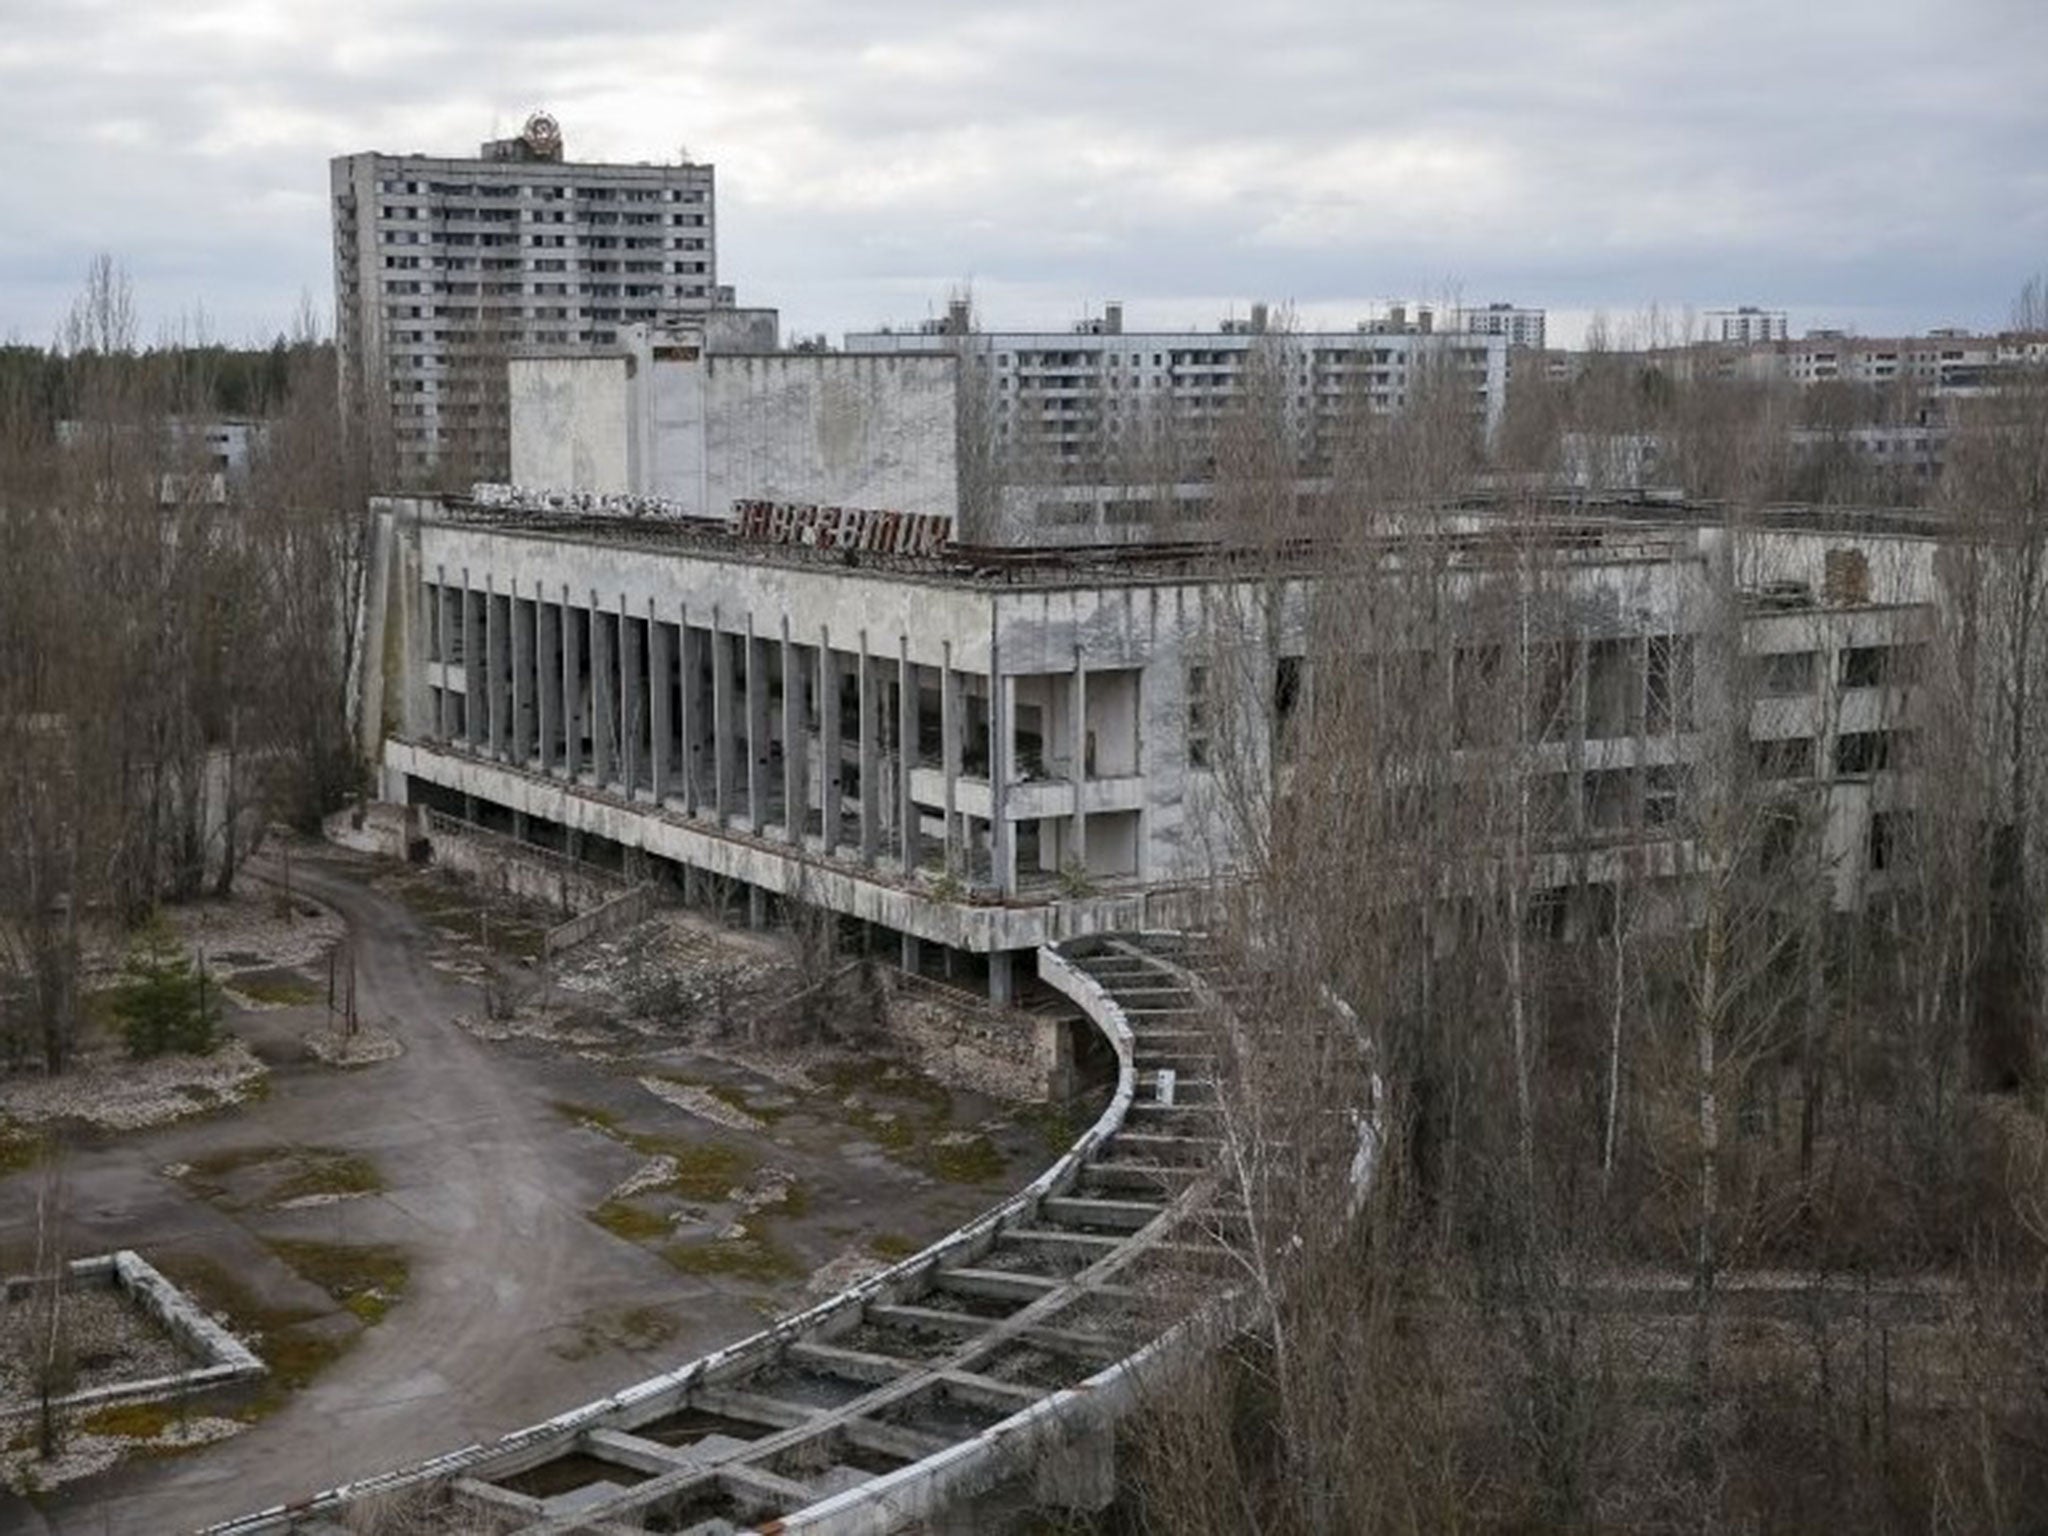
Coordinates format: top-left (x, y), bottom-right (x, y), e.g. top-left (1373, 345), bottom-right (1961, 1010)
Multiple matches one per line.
top-left (537, 600), bottom-right (560, 774)
top-left (462, 572), bottom-right (482, 753)
top-left (988, 624), bottom-right (1014, 896)
top-left (678, 607), bottom-right (699, 815)
top-left (561, 588), bottom-right (582, 780)
top-left (898, 637), bottom-right (918, 873)
top-left (591, 591), bottom-right (615, 786)
top-left (1072, 645), bottom-right (1089, 871)
top-left (988, 949), bottom-right (1015, 1006)
top-left (746, 617), bottom-right (768, 832)
top-left (510, 584), bottom-right (532, 764)
top-left (941, 641), bottom-right (960, 874)
top-left (711, 612), bottom-right (732, 825)
top-left (620, 595), bottom-right (641, 797)
top-left (650, 606), bottom-right (672, 805)
top-left (901, 932), bottom-right (922, 975)
top-left (485, 577), bottom-right (508, 760)
top-left (818, 628), bottom-right (841, 855)
top-left (748, 884), bottom-right (768, 930)
top-left (858, 632), bottom-right (879, 864)
top-left (781, 618), bottom-right (803, 844)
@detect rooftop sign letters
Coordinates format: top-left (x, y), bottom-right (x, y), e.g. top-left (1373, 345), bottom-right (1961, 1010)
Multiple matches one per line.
top-left (733, 499), bottom-right (951, 557)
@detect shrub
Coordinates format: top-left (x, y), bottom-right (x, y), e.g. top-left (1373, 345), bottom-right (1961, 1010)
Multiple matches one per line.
top-left (111, 915), bottom-right (220, 1058)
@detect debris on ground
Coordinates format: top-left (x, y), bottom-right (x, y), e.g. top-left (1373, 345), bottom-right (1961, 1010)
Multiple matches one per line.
top-left (637, 1075), bottom-right (765, 1132)
top-left (301, 1023), bottom-right (403, 1067)
top-left (0, 1039), bottom-right (267, 1133)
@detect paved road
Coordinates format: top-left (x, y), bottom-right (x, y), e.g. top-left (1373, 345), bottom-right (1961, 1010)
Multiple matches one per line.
top-left (10, 852), bottom-right (766, 1535)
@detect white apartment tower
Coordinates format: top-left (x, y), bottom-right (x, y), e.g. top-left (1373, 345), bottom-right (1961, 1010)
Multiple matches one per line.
top-left (1705, 306), bottom-right (1790, 344)
top-left (332, 114), bottom-right (718, 485)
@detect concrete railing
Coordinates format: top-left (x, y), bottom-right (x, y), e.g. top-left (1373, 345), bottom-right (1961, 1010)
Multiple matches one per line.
top-left (540, 881), bottom-right (659, 959)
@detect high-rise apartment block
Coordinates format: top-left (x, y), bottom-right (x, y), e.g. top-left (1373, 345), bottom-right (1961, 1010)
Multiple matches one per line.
top-left (1705, 306), bottom-right (1789, 344)
top-left (1453, 302), bottom-right (1547, 350)
top-left (331, 114), bottom-right (718, 484)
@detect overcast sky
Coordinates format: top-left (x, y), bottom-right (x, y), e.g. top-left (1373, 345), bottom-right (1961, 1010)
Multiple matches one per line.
top-left (2, 0), bottom-right (2043, 350)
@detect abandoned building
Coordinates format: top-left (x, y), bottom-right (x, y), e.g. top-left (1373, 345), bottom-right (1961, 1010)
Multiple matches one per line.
top-left (353, 478), bottom-right (1932, 1005)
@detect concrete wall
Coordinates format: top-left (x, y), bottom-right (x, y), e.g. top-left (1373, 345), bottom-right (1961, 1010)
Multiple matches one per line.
top-left (508, 332), bottom-right (960, 527)
top-left (509, 356), bottom-right (633, 494)
top-left (701, 353), bottom-right (959, 523)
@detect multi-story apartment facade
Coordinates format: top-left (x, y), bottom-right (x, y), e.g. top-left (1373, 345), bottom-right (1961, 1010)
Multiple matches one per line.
top-left (844, 304), bottom-right (1508, 544)
top-left (331, 114), bottom-right (717, 484)
top-left (1454, 302), bottom-right (1547, 351)
top-left (1706, 306), bottom-right (1790, 344)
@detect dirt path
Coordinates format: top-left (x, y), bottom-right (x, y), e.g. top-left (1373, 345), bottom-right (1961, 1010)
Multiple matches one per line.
top-left (11, 853), bottom-right (765, 1535)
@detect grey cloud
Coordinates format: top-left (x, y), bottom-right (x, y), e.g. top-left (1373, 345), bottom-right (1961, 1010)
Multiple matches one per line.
top-left (0, 0), bottom-right (2041, 347)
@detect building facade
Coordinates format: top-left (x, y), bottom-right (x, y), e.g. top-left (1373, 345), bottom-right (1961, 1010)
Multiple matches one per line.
top-left (331, 114), bottom-right (718, 484)
top-left (354, 494), bottom-right (1930, 1000)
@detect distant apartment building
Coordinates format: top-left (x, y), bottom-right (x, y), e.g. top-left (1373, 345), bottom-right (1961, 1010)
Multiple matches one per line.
top-left (844, 301), bottom-right (1509, 544)
top-left (1454, 302), bottom-right (1547, 350)
top-left (331, 114), bottom-right (719, 484)
top-left (1706, 306), bottom-right (1790, 344)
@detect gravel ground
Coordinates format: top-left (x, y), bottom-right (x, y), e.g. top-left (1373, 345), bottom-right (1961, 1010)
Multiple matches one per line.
top-left (0, 1284), bottom-right (190, 1409)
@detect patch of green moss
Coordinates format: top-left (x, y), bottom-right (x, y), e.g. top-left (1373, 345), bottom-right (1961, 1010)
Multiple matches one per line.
top-left (553, 1100), bottom-right (624, 1136)
top-left (266, 1151), bottom-right (382, 1205)
top-left (265, 1238), bottom-right (408, 1332)
top-left (0, 1119), bottom-right (43, 1178)
top-left (662, 1232), bottom-right (802, 1283)
top-left (591, 1200), bottom-right (672, 1243)
top-left (926, 1134), bottom-right (1006, 1185)
top-left (867, 1231), bottom-right (920, 1262)
top-left (151, 1253), bottom-right (341, 1396)
top-left (179, 1144), bottom-right (382, 1210)
top-left (231, 976), bottom-right (322, 1007)
top-left (79, 1400), bottom-right (182, 1440)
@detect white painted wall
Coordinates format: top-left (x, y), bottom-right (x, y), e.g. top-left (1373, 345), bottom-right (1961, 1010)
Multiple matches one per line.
top-left (508, 357), bottom-right (632, 494)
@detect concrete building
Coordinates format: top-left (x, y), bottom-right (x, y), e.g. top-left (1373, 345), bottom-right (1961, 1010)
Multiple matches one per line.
top-left (1454, 302), bottom-right (1548, 351)
top-left (332, 114), bottom-right (721, 484)
top-left (352, 490), bottom-right (1932, 1000)
top-left (845, 301), bottom-right (1510, 545)
top-left (1706, 306), bottom-right (1790, 344)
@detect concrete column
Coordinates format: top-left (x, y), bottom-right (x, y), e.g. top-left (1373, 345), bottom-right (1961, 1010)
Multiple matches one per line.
top-left (537, 600), bottom-right (560, 774)
top-left (941, 642), bottom-right (960, 874)
top-left (901, 932), bottom-right (922, 975)
top-left (485, 578), bottom-right (508, 759)
top-left (678, 607), bottom-right (699, 814)
top-left (620, 596), bottom-right (641, 797)
top-left (650, 606), bottom-right (672, 804)
top-left (510, 585), bottom-right (533, 764)
top-left (988, 949), bottom-right (1015, 1006)
top-left (462, 572), bottom-right (481, 753)
top-left (591, 591), bottom-right (615, 786)
top-left (748, 884), bottom-right (768, 930)
top-left (560, 588), bottom-right (582, 780)
top-left (1071, 646), bottom-right (1089, 871)
top-left (858, 632), bottom-right (879, 864)
top-left (711, 613), bottom-right (732, 825)
top-left (746, 617), bottom-right (769, 832)
top-left (989, 636), bottom-right (1014, 896)
top-left (432, 567), bottom-right (449, 741)
top-left (818, 628), bottom-right (841, 855)
top-left (781, 618), bottom-right (804, 845)
top-left (898, 637), bottom-right (918, 872)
